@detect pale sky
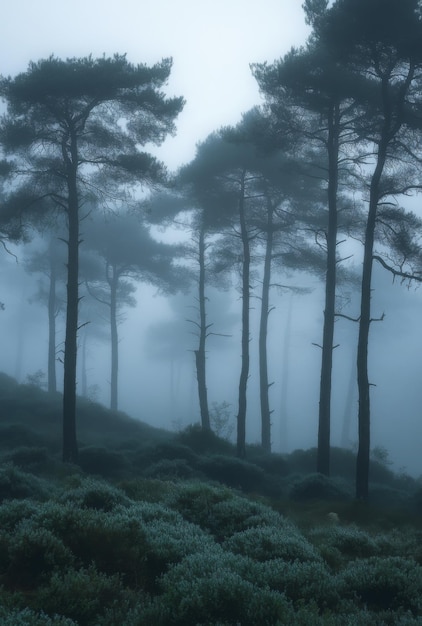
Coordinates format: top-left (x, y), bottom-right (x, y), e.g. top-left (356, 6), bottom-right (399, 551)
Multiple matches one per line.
top-left (0, 0), bottom-right (310, 168)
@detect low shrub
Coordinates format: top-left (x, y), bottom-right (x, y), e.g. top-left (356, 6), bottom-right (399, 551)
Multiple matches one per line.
top-left (3, 446), bottom-right (51, 470)
top-left (223, 524), bottom-right (321, 563)
top-left (251, 558), bottom-right (341, 611)
top-left (77, 446), bottom-right (128, 478)
top-left (36, 565), bottom-right (134, 626)
top-left (309, 525), bottom-right (379, 563)
top-left (0, 464), bottom-right (50, 502)
top-left (55, 477), bottom-right (130, 511)
top-left (132, 442), bottom-right (199, 471)
top-left (198, 454), bottom-right (266, 492)
top-left (339, 556), bottom-right (422, 615)
top-left (175, 423), bottom-right (234, 455)
top-left (0, 607), bottom-right (77, 625)
top-left (154, 548), bottom-right (293, 626)
top-left (142, 458), bottom-right (198, 481)
top-left (4, 522), bottom-right (74, 588)
top-left (289, 473), bottom-right (351, 502)
top-left (166, 481), bottom-right (283, 540)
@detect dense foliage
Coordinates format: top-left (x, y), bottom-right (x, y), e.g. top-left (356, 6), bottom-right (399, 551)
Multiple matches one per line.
top-left (0, 374), bottom-right (421, 625)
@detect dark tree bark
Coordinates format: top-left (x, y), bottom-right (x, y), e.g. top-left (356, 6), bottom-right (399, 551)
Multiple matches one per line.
top-left (237, 169), bottom-right (249, 459)
top-left (62, 128), bottom-right (79, 463)
top-left (356, 140), bottom-right (387, 500)
top-left (259, 196), bottom-right (274, 454)
top-left (47, 239), bottom-right (57, 394)
top-left (108, 263), bottom-right (119, 412)
top-left (195, 224), bottom-right (211, 430)
top-left (317, 101), bottom-right (340, 476)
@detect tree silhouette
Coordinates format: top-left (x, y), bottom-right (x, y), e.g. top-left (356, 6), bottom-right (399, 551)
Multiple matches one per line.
top-left (0, 54), bottom-right (184, 462)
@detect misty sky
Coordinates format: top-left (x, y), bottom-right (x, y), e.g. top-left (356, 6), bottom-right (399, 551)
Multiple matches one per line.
top-left (0, 0), bottom-right (309, 168)
top-left (1, 2), bottom-right (422, 477)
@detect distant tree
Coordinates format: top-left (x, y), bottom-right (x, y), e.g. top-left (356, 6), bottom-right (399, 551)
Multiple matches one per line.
top-left (253, 31), bottom-right (364, 474)
top-left (0, 54), bottom-right (184, 462)
top-left (146, 188), bottom-right (229, 432)
top-left (82, 210), bottom-right (187, 412)
top-left (25, 232), bottom-right (67, 393)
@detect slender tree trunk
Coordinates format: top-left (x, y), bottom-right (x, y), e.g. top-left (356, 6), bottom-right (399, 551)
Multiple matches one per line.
top-left (237, 170), bottom-right (249, 459)
top-left (341, 353), bottom-right (356, 448)
top-left (47, 238), bottom-right (57, 394)
top-left (109, 264), bottom-right (119, 412)
top-left (280, 295), bottom-right (293, 452)
top-left (195, 224), bottom-right (211, 430)
top-left (317, 101), bottom-right (340, 476)
top-left (81, 328), bottom-right (88, 398)
top-left (259, 196), bottom-right (274, 453)
top-left (356, 142), bottom-right (387, 501)
top-left (62, 130), bottom-right (79, 463)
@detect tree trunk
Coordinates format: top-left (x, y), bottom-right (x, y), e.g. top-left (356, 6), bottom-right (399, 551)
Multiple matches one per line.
top-left (259, 196), bottom-right (274, 453)
top-left (237, 170), bottom-right (249, 459)
top-left (280, 295), bottom-right (293, 452)
top-left (356, 144), bottom-right (386, 501)
top-left (317, 101), bottom-right (340, 476)
top-left (47, 238), bottom-right (57, 394)
top-left (62, 130), bottom-right (79, 464)
top-left (109, 264), bottom-right (119, 412)
top-left (195, 224), bottom-right (211, 430)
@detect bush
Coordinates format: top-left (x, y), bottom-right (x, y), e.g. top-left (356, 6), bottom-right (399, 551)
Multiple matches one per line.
top-left (0, 498), bottom-right (39, 531)
top-left (142, 458), bottom-right (198, 481)
top-left (154, 548), bottom-right (293, 626)
top-left (289, 473), bottom-right (351, 502)
top-left (132, 442), bottom-right (199, 471)
top-left (0, 607), bottom-right (77, 625)
top-left (77, 446), bottom-right (128, 477)
top-left (4, 522), bottom-right (74, 588)
top-left (339, 556), bottom-right (422, 615)
top-left (55, 477), bottom-right (130, 511)
top-left (0, 464), bottom-right (50, 501)
top-left (175, 423), bottom-right (234, 455)
top-left (309, 525), bottom-right (379, 563)
top-left (199, 454), bottom-right (266, 492)
top-left (223, 524), bottom-right (321, 564)
top-left (27, 502), bottom-right (148, 586)
top-left (3, 446), bottom-right (52, 471)
top-left (251, 558), bottom-right (341, 611)
top-left (36, 565), bottom-right (134, 626)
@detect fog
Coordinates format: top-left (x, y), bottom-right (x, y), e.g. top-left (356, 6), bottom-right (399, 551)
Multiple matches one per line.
top-left (1, 230), bottom-right (422, 477)
top-left (1, 1), bottom-right (422, 479)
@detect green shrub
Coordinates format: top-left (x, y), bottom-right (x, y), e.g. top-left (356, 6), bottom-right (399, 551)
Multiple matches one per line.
top-left (132, 441), bottom-right (199, 471)
top-left (27, 502), bottom-right (148, 586)
top-left (0, 607), bottom-right (77, 625)
top-left (77, 446), bottom-right (128, 477)
top-left (0, 498), bottom-right (39, 531)
top-left (251, 558), bottom-right (341, 611)
top-left (309, 524), bottom-right (379, 562)
top-left (223, 524), bottom-right (321, 563)
top-left (119, 477), bottom-right (176, 503)
top-left (0, 463), bottom-right (50, 501)
top-left (175, 423), bottom-right (234, 455)
top-left (339, 556), bottom-right (422, 615)
top-left (155, 548), bottom-right (293, 626)
top-left (55, 476), bottom-right (130, 511)
top-left (36, 565), bottom-right (133, 626)
top-left (142, 458), bottom-right (198, 480)
top-left (166, 481), bottom-right (282, 540)
top-left (289, 473), bottom-right (351, 502)
top-left (199, 454), bottom-right (266, 492)
top-left (4, 521), bottom-right (74, 588)
top-left (3, 446), bottom-right (51, 470)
